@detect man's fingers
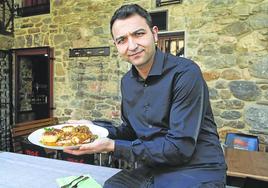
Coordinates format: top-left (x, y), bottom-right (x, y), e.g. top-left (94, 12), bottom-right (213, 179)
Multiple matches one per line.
top-left (62, 138), bottom-right (111, 155)
top-left (79, 143), bottom-right (95, 150)
top-left (64, 145), bottom-right (80, 150)
top-left (63, 148), bottom-right (92, 155)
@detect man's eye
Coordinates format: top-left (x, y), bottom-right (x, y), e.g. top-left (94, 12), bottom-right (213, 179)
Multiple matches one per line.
top-left (135, 32), bottom-right (144, 37)
top-left (117, 38), bottom-right (126, 45)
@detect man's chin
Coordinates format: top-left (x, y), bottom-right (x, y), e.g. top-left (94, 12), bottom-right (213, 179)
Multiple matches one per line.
top-left (127, 58), bottom-right (141, 66)
top-left (133, 62), bottom-right (148, 69)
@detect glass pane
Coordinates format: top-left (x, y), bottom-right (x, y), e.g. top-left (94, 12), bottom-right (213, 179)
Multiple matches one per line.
top-left (17, 55), bottom-right (49, 123)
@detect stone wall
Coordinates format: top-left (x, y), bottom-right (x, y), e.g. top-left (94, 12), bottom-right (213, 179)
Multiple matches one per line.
top-left (0, 35), bottom-right (13, 49)
top-left (11, 0), bottom-right (268, 144)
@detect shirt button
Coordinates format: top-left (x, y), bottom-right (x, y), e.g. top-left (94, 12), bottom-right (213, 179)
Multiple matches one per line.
top-left (144, 84), bottom-right (148, 87)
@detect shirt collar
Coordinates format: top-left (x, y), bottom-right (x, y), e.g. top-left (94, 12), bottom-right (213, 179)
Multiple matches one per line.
top-left (130, 48), bottom-right (165, 78)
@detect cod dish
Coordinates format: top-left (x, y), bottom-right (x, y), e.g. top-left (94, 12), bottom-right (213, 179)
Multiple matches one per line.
top-left (40, 125), bottom-right (98, 147)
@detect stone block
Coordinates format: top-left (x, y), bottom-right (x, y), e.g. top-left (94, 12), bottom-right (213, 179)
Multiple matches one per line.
top-left (229, 81), bottom-right (261, 101)
top-left (245, 104), bottom-right (268, 130)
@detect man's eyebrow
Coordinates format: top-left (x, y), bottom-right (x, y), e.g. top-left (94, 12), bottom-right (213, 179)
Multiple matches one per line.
top-left (115, 35), bottom-right (125, 43)
top-left (115, 28), bottom-right (146, 42)
top-left (132, 28), bottom-right (146, 34)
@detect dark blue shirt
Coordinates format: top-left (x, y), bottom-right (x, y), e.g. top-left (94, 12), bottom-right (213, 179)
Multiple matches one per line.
top-left (105, 48), bottom-right (226, 187)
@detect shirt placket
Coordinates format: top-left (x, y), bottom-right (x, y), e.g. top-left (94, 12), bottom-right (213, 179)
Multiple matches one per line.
top-left (143, 81), bottom-right (152, 128)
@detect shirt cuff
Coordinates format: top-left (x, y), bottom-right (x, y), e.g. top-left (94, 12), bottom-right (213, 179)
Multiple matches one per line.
top-left (113, 140), bottom-right (132, 161)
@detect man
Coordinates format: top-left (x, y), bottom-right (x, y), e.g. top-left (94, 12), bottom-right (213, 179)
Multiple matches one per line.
top-left (64, 4), bottom-right (227, 188)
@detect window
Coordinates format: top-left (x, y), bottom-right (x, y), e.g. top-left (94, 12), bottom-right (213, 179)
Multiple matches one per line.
top-left (13, 47), bottom-right (54, 123)
top-left (157, 32), bottom-right (185, 57)
top-left (150, 11), bottom-right (167, 31)
top-left (16, 0), bottom-right (50, 17)
top-left (156, 0), bottom-right (183, 7)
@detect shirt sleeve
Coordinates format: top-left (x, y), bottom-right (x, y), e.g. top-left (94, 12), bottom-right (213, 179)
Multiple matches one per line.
top-left (105, 116), bottom-right (137, 141)
top-left (113, 63), bottom-right (208, 167)
top-left (98, 100), bottom-right (137, 141)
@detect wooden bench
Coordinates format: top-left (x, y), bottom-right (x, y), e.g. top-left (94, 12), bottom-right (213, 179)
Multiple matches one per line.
top-left (11, 117), bottom-right (58, 153)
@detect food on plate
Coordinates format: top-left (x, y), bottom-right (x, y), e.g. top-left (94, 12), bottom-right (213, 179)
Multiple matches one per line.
top-left (40, 125), bottom-right (98, 147)
top-left (62, 125), bottom-right (75, 132)
top-left (42, 129), bottom-right (62, 143)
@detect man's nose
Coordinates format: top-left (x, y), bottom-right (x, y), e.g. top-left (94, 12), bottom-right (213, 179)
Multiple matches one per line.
top-left (128, 38), bottom-right (138, 51)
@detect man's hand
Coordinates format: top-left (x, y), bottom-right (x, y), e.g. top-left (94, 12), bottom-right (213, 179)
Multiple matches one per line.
top-left (63, 137), bottom-right (115, 155)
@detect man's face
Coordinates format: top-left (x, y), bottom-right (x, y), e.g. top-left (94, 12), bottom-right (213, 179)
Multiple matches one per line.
top-left (112, 14), bottom-right (158, 68)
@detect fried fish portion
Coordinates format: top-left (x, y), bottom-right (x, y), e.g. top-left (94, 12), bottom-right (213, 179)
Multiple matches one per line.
top-left (40, 125), bottom-right (97, 146)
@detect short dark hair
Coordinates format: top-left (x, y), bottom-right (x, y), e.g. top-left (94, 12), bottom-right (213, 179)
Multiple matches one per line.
top-left (110, 4), bottom-right (153, 37)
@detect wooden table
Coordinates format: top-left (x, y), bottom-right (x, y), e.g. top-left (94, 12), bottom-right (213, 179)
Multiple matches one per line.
top-left (0, 151), bottom-right (121, 188)
top-left (225, 148), bottom-right (268, 182)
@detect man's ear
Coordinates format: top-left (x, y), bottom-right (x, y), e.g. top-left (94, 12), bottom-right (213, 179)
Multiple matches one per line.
top-left (152, 26), bottom-right (159, 43)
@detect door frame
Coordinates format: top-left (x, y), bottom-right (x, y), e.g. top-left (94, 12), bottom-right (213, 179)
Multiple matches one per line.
top-left (12, 46), bottom-right (54, 123)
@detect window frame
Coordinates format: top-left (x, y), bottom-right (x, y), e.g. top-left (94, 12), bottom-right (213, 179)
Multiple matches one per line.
top-left (16, 0), bottom-right (50, 17)
top-left (156, 0), bottom-right (183, 7)
top-left (157, 31), bottom-right (185, 57)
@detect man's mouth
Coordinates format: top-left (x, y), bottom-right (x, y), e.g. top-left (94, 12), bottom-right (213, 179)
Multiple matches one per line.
top-left (128, 50), bottom-right (143, 57)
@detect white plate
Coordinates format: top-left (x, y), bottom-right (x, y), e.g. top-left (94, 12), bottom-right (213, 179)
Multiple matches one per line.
top-left (28, 123), bottom-right (109, 150)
